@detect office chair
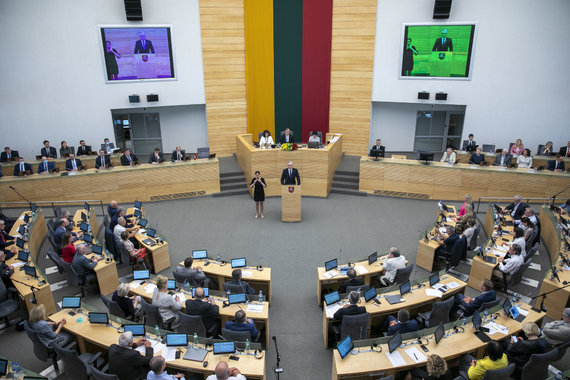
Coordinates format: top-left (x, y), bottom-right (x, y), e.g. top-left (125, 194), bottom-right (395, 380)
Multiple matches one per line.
top-left (178, 312), bottom-right (207, 337)
top-left (520, 348), bottom-right (561, 380)
top-left (140, 297), bottom-right (172, 330)
top-left (309, 131), bottom-right (323, 142)
top-left (173, 271), bottom-right (201, 287)
top-left (458, 363), bottom-right (515, 380)
top-left (90, 366), bottom-right (120, 380)
top-left (468, 225), bottom-right (481, 251)
top-left (23, 320), bottom-right (75, 373)
top-left (506, 260), bottom-right (531, 289)
top-left (508, 142), bottom-right (515, 151)
top-left (416, 296), bottom-right (454, 328)
top-left (0, 280), bottom-right (19, 328)
top-left (337, 313), bottom-right (370, 342)
top-left (54, 206), bottom-right (63, 220)
top-left (103, 215), bottom-right (110, 229)
top-left (197, 147), bottom-right (210, 159)
top-left (345, 284), bottom-right (370, 294)
top-left (458, 297), bottom-right (501, 318)
top-left (104, 227), bottom-right (119, 262)
top-left (221, 327), bottom-right (259, 342)
top-left (536, 144), bottom-right (545, 155)
top-left (46, 247), bottom-right (65, 274)
top-left (222, 282), bottom-right (248, 294)
top-left (53, 344), bottom-right (103, 380)
top-left (100, 294), bottom-right (128, 319)
top-left (392, 264), bottom-right (414, 285)
top-left (61, 261), bottom-right (86, 297)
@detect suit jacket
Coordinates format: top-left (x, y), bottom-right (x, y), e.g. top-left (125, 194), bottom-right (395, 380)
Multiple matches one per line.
top-left (462, 140), bottom-right (477, 152)
top-left (1, 151), bottom-right (19, 162)
top-left (171, 150), bottom-right (186, 162)
top-left (38, 161), bottom-right (56, 174)
top-left (225, 320), bottom-right (259, 340)
top-left (505, 201), bottom-right (529, 220)
top-left (493, 153), bottom-right (513, 167)
top-left (108, 343), bottom-right (153, 380)
top-left (387, 319), bottom-right (420, 336)
top-left (279, 133), bottom-right (295, 144)
top-left (469, 153), bottom-right (485, 165)
top-left (559, 146), bottom-right (570, 158)
top-left (0, 230), bottom-right (14, 250)
top-left (121, 153), bottom-right (140, 166)
top-left (41, 146), bottom-right (57, 158)
top-left (95, 154), bottom-right (111, 169)
top-left (148, 152), bottom-right (164, 164)
top-left (76, 145), bottom-right (92, 156)
top-left (72, 254), bottom-right (96, 276)
top-left (333, 304), bottom-right (366, 323)
top-left (134, 39), bottom-right (155, 54)
top-left (432, 37), bottom-right (453, 52)
top-left (13, 162), bottom-right (33, 176)
top-left (370, 145), bottom-right (385, 157)
top-left (65, 158), bottom-right (83, 171)
top-left (280, 168), bottom-right (301, 185)
top-left (338, 278), bottom-right (365, 294)
top-left (462, 290), bottom-right (496, 315)
top-left (225, 280), bottom-right (255, 294)
top-left (185, 299), bottom-right (220, 334)
top-left (547, 160), bottom-right (565, 172)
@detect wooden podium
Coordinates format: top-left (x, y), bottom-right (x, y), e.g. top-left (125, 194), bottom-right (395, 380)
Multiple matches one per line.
top-left (281, 185), bottom-right (301, 222)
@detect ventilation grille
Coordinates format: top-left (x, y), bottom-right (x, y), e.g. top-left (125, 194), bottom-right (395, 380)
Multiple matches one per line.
top-left (150, 190), bottom-right (207, 201)
top-left (373, 190), bottom-right (429, 199)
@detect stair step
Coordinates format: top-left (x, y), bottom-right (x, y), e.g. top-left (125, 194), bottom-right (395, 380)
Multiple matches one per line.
top-left (329, 189), bottom-right (367, 197)
top-left (335, 170), bottom-right (359, 177)
top-left (334, 174), bottom-right (359, 183)
top-left (220, 177), bottom-right (245, 184)
top-left (220, 183), bottom-right (248, 191)
top-left (220, 171), bottom-right (244, 178)
top-left (332, 182), bottom-right (359, 190)
top-left (212, 189), bottom-right (250, 198)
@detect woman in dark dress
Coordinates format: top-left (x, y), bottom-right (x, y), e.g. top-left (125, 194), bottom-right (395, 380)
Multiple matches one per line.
top-left (249, 170), bottom-right (266, 219)
top-left (104, 40), bottom-right (121, 80)
top-left (402, 38), bottom-right (418, 76)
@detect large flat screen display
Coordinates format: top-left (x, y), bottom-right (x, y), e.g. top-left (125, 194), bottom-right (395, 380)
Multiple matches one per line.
top-left (400, 23), bottom-right (476, 80)
top-left (99, 26), bottom-right (175, 82)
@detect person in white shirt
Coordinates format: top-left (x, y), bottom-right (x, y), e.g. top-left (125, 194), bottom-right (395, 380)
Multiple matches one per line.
top-left (205, 361), bottom-right (247, 380)
top-left (308, 131), bottom-right (321, 144)
top-left (493, 244), bottom-right (524, 291)
top-left (507, 227), bottom-right (526, 257)
top-left (378, 247), bottom-right (406, 286)
top-left (541, 308), bottom-right (570, 347)
top-left (259, 130), bottom-right (274, 148)
top-left (463, 218), bottom-right (477, 248)
top-left (146, 356), bottom-right (184, 379)
top-left (440, 147), bottom-right (456, 164)
top-left (516, 149), bottom-right (533, 168)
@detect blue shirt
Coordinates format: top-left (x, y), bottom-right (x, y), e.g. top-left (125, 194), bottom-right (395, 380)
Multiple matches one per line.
top-left (224, 320), bottom-right (258, 340)
top-left (146, 371), bottom-right (185, 380)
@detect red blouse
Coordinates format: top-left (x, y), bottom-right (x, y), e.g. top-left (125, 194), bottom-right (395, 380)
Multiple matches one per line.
top-left (62, 244), bottom-right (76, 263)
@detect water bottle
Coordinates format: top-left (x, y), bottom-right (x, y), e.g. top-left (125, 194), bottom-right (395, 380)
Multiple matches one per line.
top-left (217, 253), bottom-right (221, 262)
top-left (154, 324), bottom-right (160, 339)
top-left (554, 371), bottom-right (562, 380)
top-left (462, 317), bottom-right (467, 328)
top-left (245, 338), bottom-right (250, 352)
top-left (193, 332), bottom-right (198, 346)
top-left (14, 362), bottom-right (22, 379)
top-left (483, 309), bottom-right (489, 323)
top-left (227, 288), bottom-right (231, 299)
top-left (258, 290), bottom-right (263, 303)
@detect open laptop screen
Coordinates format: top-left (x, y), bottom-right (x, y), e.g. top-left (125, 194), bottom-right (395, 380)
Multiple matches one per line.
top-left (324, 291), bottom-right (340, 306)
top-left (192, 250), bottom-right (208, 260)
top-left (231, 258), bottom-right (246, 268)
top-left (62, 297), bottom-right (81, 309)
top-left (325, 258), bottom-right (338, 271)
top-left (336, 336), bottom-right (354, 359)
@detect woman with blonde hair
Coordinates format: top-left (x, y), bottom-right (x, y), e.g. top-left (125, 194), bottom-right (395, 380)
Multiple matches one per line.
top-left (457, 194), bottom-right (472, 218)
top-left (510, 138), bottom-right (524, 155)
top-left (506, 322), bottom-right (546, 377)
top-left (405, 354), bottom-right (453, 380)
top-left (29, 304), bottom-right (74, 346)
top-left (112, 282), bottom-right (142, 320)
top-left (152, 275), bottom-right (182, 330)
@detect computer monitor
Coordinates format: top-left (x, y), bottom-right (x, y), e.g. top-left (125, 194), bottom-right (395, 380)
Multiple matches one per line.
top-left (134, 200), bottom-right (142, 209)
top-left (133, 270), bottom-right (150, 280)
top-left (82, 234), bottom-right (93, 244)
top-left (24, 265), bottom-right (37, 278)
top-left (429, 272), bottom-right (439, 287)
top-left (30, 203), bottom-right (38, 213)
top-left (61, 296), bottom-right (81, 309)
top-left (364, 287), bottom-right (377, 302)
top-left (231, 257), bottom-right (246, 268)
top-left (124, 324), bottom-right (146, 337)
top-left (18, 225), bottom-right (26, 235)
top-left (325, 258), bottom-right (338, 272)
top-left (17, 250), bottom-right (29, 262)
top-left (324, 291), bottom-right (340, 306)
top-left (388, 332), bottom-right (402, 353)
top-left (84, 202), bottom-right (90, 212)
top-left (336, 335), bottom-right (354, 359)
top-left (493, 203), bottom-right (502, 214)
top-left (192, 288), bottom-right (209, 298)
top-left (419, 152), bottom-right (434, 161)
top-left (399, 281), bottom-right (411, 296)
top-left (146, 228), bottom-right (157, 238)
top-left (192, 250), bottom-right (208, 260)
top-left (308, 141), bottom-right (320, 149)
top-left (228, 293), bottom-right (247, 304)
top-left (472, 312), bottom-right (482, 331)
top-left (23, 214), bottom-right (30, 224)
top-left (167, 280), bottom-right (176, 290)
top-left (502, 299), bottom-right (512, 316)
top-left (368, 251), bottom-right (378, 265)
top-left (138, 218), bottom-right (148, 228)
top-left (81, 212), bottom-right (87, 222)
top-left (213, 341), bottom-right (235, 355)
top-left (79, 222), bottom-right (90, 233)
top-left (134, 209), bottom-right (142, 219)
top-left (91, 245), bottom-right (103, 256)
top-left (434, 323), bottom-right (445, 344)
top-left (88, 312), bottom-right (109, 324)
top-left (369, 149), bottom-right (385, 159)
top-left (16, 238), bottom-right (25, 249)
top-left (166, 334), bottom-right (188, 347)
top-left (0, 359), bottom-right (7, 376)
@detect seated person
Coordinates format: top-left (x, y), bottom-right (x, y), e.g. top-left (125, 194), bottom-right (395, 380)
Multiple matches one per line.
top-left (112, 283), bottom-right (141, 320)
top-left (175, 257), bottom-right (207, 286)
top-left (110, 208), bottom-right (134, 231)
top-left (107, 200), bottom-right (119, 218)
top-left (539, 141), bottom-right (553, 156)
top-left (0, 251), bottom-right (15, 288)
top-left (440, 147), bottom-right (456, 164)
top-left (54, 218), bottom-right (72, 248)
top-left (505, 322), bottom-right (546, 377)
top-left (405, 354), bottom-right (453, 380)
top-left (114, 215), bottom-right (139, 243)
top-left (503, 195), bottom-right (528, 221)
top-left (108, 331), bottom-right (153, 380)
top-left (547, 155), bottom-right (565, 172)
top-left (120, 148), bottom-right (140, 166)
top-left (469, 147), bottom-right (485, 165)
top-left (71, 245), bottom-right (100, 288)
top-left (171, 146), bottom-right (185, 162)
top-left (510, 138), bottom-right (524, 155)
top-left (493, 149), bottom-right (513, 167)
top-left (65, 153), bottom-right (84, 171)
top-left (102, 138), bottom-right (115, 154)
top-left (13, 157), bottom-right (32, 176)
top-left (559, 141), bottom-right (570, 157)
top-left (308, 131), bottom-right (321, 144)
top-left (370, 139), bottom-right (385, 157)
top-left (0, 220), bottom-right (15, 252)
top-left (61, 232), bottom-right (76, 263)
top-left (146, 356), bottom-right (185, 380)
top-left (462, 218), bottom-right (477, 247)
top-left (148, 147), bottom-right (164, 164)
top-left (152, 275), bottom-right (183, 330)
top-left (453, 279), bottom-right (495, 317)
top-left (382, 309), bottom-right (420, 336)
top-left (333, 291), bottom-right (366, 324)
top-left (185, 287), bottom-right (220, 337)
top-left (279, 128), bottom-right (295, 144)
top-left (492, 244), bottom-right (524, 291)
top-left (338, 268), bottom-right (364, 294)
top-left (462, 134), bottom-right (477, 152)
top-left (1, 147), bottom-right (19, 162)
top-left (206, 361), bottom-right (245, 380)
top-left (225, 310), bottom-right (259, 340)
top-left (459, 341), bottom-right (508, 380)
top-left (76, 140), bottom-right (92, 156)
top-left (516, 148), bottom-right (533, 168)
top-left (120, 231), bottom-right (152, 271)
top-left (507, 227), bottom-right (526, 257)
top-left (95, 149), bottom-right (112, 169)
top-left (29, 304), bottom-right (74, 347)
top-left (37, 156), bottom-right (56, 174)
top-left (378, 247), bottom-right (406, 286)
top-left (225, 268), bottom-right (255, 294)
top-left (41, 140), bottom-right (57, 158)
top-left (434, 225), bottom-right (461, 260)
top-left (541, 308), bottom-right (570, 347)
top-left (60, 140), bottom-right (72, 157)
top-left (259, 130), bottom-right (274, 148)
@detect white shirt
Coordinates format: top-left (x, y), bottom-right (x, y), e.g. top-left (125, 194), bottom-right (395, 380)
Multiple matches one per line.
top-left (440, 152), bottom-right (456, 164)
top-left (309, 135), bottom-right (321, 143)
top-left (113, 224), bottom-right (126, 246)
top-left (259, 135), bottom-right (274, 146)
top-left (206, 375), bottom-right (246, 380)
top-left (516, 155), bottom-right (533, 168)
top-left (383, 255), bottom-right (406, 283)
top-left (499, 254), bottom-right (524, 275)
top-left (464, 226), bottom-right (476, 246)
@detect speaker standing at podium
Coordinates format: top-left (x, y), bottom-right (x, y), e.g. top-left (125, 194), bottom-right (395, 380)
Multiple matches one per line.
top-left (133, 32), bottom-right (155, 54)
top-left (281, 161), bottom-right (300, 185)
top-left (432, 29), bottom-right (453, 52)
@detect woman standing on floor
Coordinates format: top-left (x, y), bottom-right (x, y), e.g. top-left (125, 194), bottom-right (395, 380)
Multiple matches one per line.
top-left (250, 170), bottom-right (267, 218)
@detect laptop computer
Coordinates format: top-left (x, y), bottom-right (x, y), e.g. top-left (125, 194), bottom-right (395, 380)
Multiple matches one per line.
top-left (386, 281), bottom-right (410, 305)
top-left (324, 291), bottom-right (341, 306)
top-left (231, 258), bottom-right (246, 268)
top-left (166, 334), bottom-right (188, 347)
top-left (484, 256), bottom-right (497, 264)
top-left (61, 296), bottom-right (81, 309)
top-left (138, 218), bottom-right (148, 228)
top-left (336, 335), bottom-right (354, 359)
top-left (84, 202), bottom-right (90, 212)
top-left (213, 341), bottom-right (235, 355)
top-left (503, 299), bottom-right (525, 322)
top-left (364, 287), bottom-right (380, 304)
top-left (325, 258), bottom-right (338, 272)
top-left (23, 214), bottom-right (30, 224)
top-left (134, 200), bottom-right (142, 210)
top-left (183, 346), bottom-right (208, 362)
top-left (31, 203), bottom-right (38, 213)
top-left (429, 272), bottom-right (448, 292)
top-left (91, 244), bottom-right (103, 258)
top-left (192, 288), bottom-right (209, 298)
top-left (167, 280), bottom-right (176, 290)
top-left (88, 312), bottom-right (109, 325)
top-left (18, 250), bottom-right (29, 262)
top-left (434, 323), bottom-right (445, 344)
top-left (146, 228), bottom-right (157, 239)
top-left (368, 251), bottom-right (378, 265)
top-left (192, 250), bottom-right (208, 260)
top-left (18, 225), bottom-right (26, 235)
top-left (24, 265), bottom-right (37, 278)
top-left (472, 312), bottom-right (491, 342)
top-left (388, 332), bottom-right (402, 353)
top-left (16, 238), bottom-right (25, 250)
top-left (133, 270), bottom-right (150, 281)
top-left (228, 293), bottom-right (247, 305)
top-left (308, 141), bottom-right (320, 149)
top-left (133, 209), bottom-right (142, 219)
top-left (82, 234), bottom-right (93, 245)
top-left (79, 222), bottom-right (90, 233)
top-left (124, 324), bottom-right (146, 337)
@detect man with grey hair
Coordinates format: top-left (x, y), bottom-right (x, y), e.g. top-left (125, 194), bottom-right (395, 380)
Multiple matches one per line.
top-left (113, 216), bottom-right (138, 247)
top-left (146, 356), bottom-right (184, 379)
top-left (206, 361), bottom-right (246, 380)
top-left (108, 331), bottom-right (153, 380)
top-left (542, 308), bottom-right (570, 347)
top-left (280, 160), bottom-right (300, 185)
top-left (504, 195), bottom-right (528, 221)
top-left (383, 308), bottom-right (420, 336)
top-left (333, 291), bottom-right (366, 323)
top-left (493, 149), bottom-right (513, 167)
top-left (378, 247), bottom-right (406, 287)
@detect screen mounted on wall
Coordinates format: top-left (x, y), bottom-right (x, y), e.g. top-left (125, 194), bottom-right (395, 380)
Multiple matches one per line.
top-left (400, 23), bottom-right (476, 80)
top-left (100, 26), bottom-right (175, 82)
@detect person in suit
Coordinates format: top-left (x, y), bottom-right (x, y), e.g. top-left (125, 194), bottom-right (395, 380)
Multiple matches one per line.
top-left (338, 268), bottom-right (364, 294)
top-left (0, 220), bottom-right (15, 253)
top-left (95, 149), bottom-right (111, 169)
top-left (469, 147), bottom-right (486, 165)
top-left (107, 200), bottom-right (119, 218)
top-left (541, 308), bottom-right (570, 347)
top-left (76, 140), bottom-right (92, 156)
top-left (71, 245), bottom-right (101, 287)
top-left (225, 310), bottom-right (258, 340)
top-left (185, 287), bottom-right (221, 337)
top-left (382, 309), bottom-right (420, 336)
top-left (333, 291), bottom-right (366, 324)
top-left (108, 331), bottom-right (153, 380)
top-left (558, 141), bottom-right (570, 158)
top-left (101, 138), bottom-right (115, 154)
top-left (432, 29), bottom-right (453, 52)
top-left (462, 134), bottom-right (477, 152)
top-left (225, 269), bottom-right (255, 294)
top-left (547, 155), bottom-right (566, 172)
top-left (148, 147), bottom-right (164, 164)
top-left (1, 147), bottom-right (19, 162)
top-left (279, 128), bottom-right (295, 144)
top-left (503, 195), bottom-right (528, 221)
top-left (40, 140), bottom-right (57, 158)
top-left (37, 156), bottom-right (56, 174)
top-left (29, 304), bottom-right (74, 347)
top-left (53, 218), bottom-right (72, 249)
top-left (175, 257), bottom-right (207, 286)
top-left (370, 139), bottom-right (385, 158)
top-left (280, 161), bottom-right (300, 185)
top-left (453, 279), bottom-right (496, 317)
top-left (65, 153), bottom-right (83, 171)
top-left (493, 149), bottom-right (513, 167)
top-left (539, 141), bottom-right (554, 156)
top-left (171, 146), bottom-right (186, 162)
top-left (13, 157), bottom-right (32, 176)
top-left (133, 32), bottom-right (155, 54)
top-left (120, 148), bottom-right (140, 166)
top-left (435, 225), bottom-right (460, 260)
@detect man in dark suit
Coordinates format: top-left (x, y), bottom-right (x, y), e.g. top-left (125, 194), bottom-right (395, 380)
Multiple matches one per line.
top-left (148, 148), bottom-right (164, 164)
top-left (469, 147), bottom-right (486, 165)
top-left (37, 156), bottom-right (56, 174)
top-left (435, 225), bottom-right (460, 259)
top-left (65, 153), bottom-right (83, 171)
top-left (462, 134), bottom-right (477, 152)
top-left (453, 279), bottom-right (496, 317)
top-left (133, 32), bottom-right (155, 54)
top-left (279, 128), bottom-right (295, 144)
top-left (559, 141), bottom-right (570, 158)
top-left (171, 146), bottom-right (186, 162)
top-left (224, 310), bottom-right (258, 340)
top-left (225, 269), bottom-right (255, 294)
top-left (333, 291), bottom-right (366, 324)
top-left (120, 148), bottom-right (140, 166)
top-left (185, 287), bottom-right (221, 337)
top-left (504, 195), bottom-right (529, 221)
top-left (40, 140), bottom-right (57, 158)
top-left (1, 147), bottom-right (19, 162)
top-left (108, 331), bottom-right (153, 380)
top-left (547, 155), bottom-right (566, 172)
top-left (101, 138), bottom-right (115, 154)
top-left (338, 268), bottom-right (364, 294)
top-left (280, 161), bottom-right (301, 185)
top-left (71, 245), bottom-right (100, 287)
top-left (383, 309), bottom-right (420, 336)
top-left (76, 140), bottom-right (92, 156)
top-left (95, 149), bottom-right (111, 169)
top-left (493, 149), bottom-right (513, 167)
top-left (107, 200), bottom-right (119, 218)
top-left (432, 29), bottom-right (453, 52)
top-left (13, 157), bottom-right (33, 176)
top-left (369, 139), bottom-right (385, 158)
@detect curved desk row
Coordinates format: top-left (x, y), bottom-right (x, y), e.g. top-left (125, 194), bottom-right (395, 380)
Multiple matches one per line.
top-left (416, 205), bottom-right (457, 272)
top-left (0, 154), bottom-right (122, 176)
top-left (456, 151), bottom-right (570, 169)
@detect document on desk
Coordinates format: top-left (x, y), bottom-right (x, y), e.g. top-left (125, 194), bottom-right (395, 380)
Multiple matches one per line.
top-left (11, 261), bottom-right (26, 268)
top-left (136, 339), bottom-right (164, 355)
top-left (491, 250), bottom-right (507, 258)
top-left (246, 304), bottom-right (264, 313)
top-left (386, 350), bottom-right (406, 367)
top-left (325, 304), bottom-right (342, 319)
top-left (483, 321), bottom-right (509, 335)
top-left (354, 265), bottom-right (368, 275)
top-left (405, 347), bottom-right (427, 363)
top-left (323, 270), bottom-right (339, 279)
top-left (445, 281), bottom-right (460, 289)
top-left (425, 289), bottom-right (443, 298)
top-left (138, 229), bottom-right (146, 234)
top-left (129, 282), bottom-right (141, 289)
top-left (162, 347), bottom-right (177, 362)
top-left (563, 265), bottom-right (570, 271)
top-left (144, 284), bottom-right (157, 294)
top-left (518, 308), bottom-right (529, 316)
top-left (174, 293), bottom-right (186, 302)
top-left (241, 270), bottom-right (253, 278)
top-left (439, 227), bottom-right (447, 234)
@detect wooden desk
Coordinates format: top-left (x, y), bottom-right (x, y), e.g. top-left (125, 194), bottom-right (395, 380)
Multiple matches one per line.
top-left (332, 303), bottom-right (545, 380)
top-left (48, 309), bottom-right (266, 380)
top-left (0, 154), bottom-right (121, 177)
top-left (0, 159), bottom-right (220, 204)
top-left (456, 151), bottom-right (570, 170)
top-left (539, 205), bottom-right (564, 262)
top-left (415, 206), bottom-right (457, 272)
top-left (359, 157), bottom-right (570, 202)
top-left (8, 210), bottom-right (47, 262)
top-left (235, 133), bottom-right (343, 197)
top-left (177, 259), bottom-right (272, 305)
top-left (322, 275), bottom-right (466, 348)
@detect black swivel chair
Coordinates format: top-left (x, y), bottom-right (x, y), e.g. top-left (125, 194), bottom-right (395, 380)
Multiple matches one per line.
top-left (178, 312), bottom-right (207, 337)
top-left (457, 363), bottom-right (515, 380)
top-left (481, 144), bottom-right (495, 153)
top-left (221, 327), bottom-right (259, 342)
top-left (0, 280), bottom-right (20, 328)
top-left (416, 296), bottom-right (454, 327)
top-left (279, 130), bottom-right (294, 142)
top-left (53, 344), bottom-right (103, 380)
top-left (338, 313), bottom-right (370, 342)
top-left (345, 284), bottom-right (370, 294)
top-left (520, 348), bottom-right (561, 380)
top-left (90, 366), bottom-right (120, 380)
top-left (392, 264), bottom-right (414, 285)
top-left (197, 147), bottom-right (210, 159)
top-left (54, 206), bottom-right (63, 220)
top-left (173, 271), bottom-right (201, 287)
top-left (23, 320), bottom-right (75, 373)
top-left (222, 282), bottom-right (247, 294)
top-left (61, 261), bottom-right (86, 297)
top-left (46, 247), bottom-right (65, 274)
top-left (309, 131), bottom-right (323, 142)
top-left (468, 225), bottom-right (481, 251)
top-left (100, 294), bottom-right (128, 319)
top-left (104, 227), bottom-right (119, 262)
top-left (140, 297), bottom-right (172, 330)
top-left (103, 215), bottom-right (110, 229)
top-left (536, 144), bottom-right (546, 155)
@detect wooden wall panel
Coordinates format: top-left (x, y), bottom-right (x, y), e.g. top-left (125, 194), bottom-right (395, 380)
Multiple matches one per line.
top-left (328, 0), bottom-right (377, 157)
top-left (200, 0), bottom-right (248, 157)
